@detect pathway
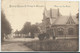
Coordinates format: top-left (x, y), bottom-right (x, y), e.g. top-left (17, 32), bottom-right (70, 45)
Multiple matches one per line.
top-left (2, 42), bottom-right (33, 51)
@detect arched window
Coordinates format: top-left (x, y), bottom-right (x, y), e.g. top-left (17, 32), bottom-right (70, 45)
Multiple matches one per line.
top-left (68, 28), bottom-right (74, 35)
top-left (57, 28), bottom-right (64, 35)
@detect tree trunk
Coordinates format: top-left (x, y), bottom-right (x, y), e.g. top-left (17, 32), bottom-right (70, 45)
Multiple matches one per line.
top-left (1, 33), bottom-right (4, 43)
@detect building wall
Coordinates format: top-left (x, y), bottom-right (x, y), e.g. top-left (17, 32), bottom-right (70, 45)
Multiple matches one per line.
top-left (42, 8), bottom-right (78, 38)
top-left (50, 25), bottom-right (78, 37)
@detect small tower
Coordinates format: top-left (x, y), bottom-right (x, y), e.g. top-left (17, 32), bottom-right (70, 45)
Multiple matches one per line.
top-left (43, 3), bottom-right (47, 19)
top-left (50, 8), bottom-right (52, 18)
top-left (57, 8), bottom-right (60, 16)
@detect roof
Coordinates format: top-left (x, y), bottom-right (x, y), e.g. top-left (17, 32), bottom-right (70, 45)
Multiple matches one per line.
top-left (43, 8), bottom-right (78, 25)
top-left (52, 16), bottom-right (78, 25)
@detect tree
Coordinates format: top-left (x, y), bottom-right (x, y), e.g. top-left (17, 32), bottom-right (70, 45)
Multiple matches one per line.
top-left (14, 30), bottom-right (19, 34)
top-left (20, 22), bottom-right (31, 34)
top-left (76, 13), bottom-right (79, 20)
top-left (1, 11), bottom-right (12, 42)
top-left (20, 22), bottom-right (40, 38)
top-left (30, 24), bottom-right (40, 38)
top-left (76, 10), bottom-right (79, 20)
top-left (30, 24), bottom-right (39, 33)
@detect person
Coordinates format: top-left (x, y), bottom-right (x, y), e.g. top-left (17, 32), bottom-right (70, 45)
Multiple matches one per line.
top-left (53, 35), bottom-right (56, 40)
top-left (45, 33), bottom-right (49, 39)
top-left (28, 32), bottom-right (31, 36)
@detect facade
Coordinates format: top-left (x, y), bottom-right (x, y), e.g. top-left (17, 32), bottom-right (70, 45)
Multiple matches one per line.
top-left (41, 8), bottom-right (79, 37)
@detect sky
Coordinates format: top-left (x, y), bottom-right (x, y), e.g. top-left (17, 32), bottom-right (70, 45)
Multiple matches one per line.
top-left (1, 0), bottom-right (79, 32)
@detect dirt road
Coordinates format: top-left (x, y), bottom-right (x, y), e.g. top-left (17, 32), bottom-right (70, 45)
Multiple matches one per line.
top-left (2, 42), bottom-right (33, 51)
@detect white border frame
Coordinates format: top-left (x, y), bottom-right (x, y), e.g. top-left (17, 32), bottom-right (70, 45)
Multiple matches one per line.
top-left (0, 0), bottom-right (79, 52)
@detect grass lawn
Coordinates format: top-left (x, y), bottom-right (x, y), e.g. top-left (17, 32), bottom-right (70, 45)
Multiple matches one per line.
top-left (24, 39), bottom-right (78, 51)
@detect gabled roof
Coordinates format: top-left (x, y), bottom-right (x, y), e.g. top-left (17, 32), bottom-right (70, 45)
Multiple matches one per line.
top-left (43, 8), bottom-right (78, 25)
top-left (52, 16), bottom-right (78, 25)
top-left (66, 15), bottom-right (75, 24)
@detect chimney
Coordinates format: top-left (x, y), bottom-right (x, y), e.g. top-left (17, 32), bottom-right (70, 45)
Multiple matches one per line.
top-left (57, 8), bottom-right (60, 16)
top-left (50, 8), bottom-right (52, 18)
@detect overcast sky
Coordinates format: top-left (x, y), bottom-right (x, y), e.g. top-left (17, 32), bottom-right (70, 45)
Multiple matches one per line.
top-left (2, 0), bottom-right (79, 31)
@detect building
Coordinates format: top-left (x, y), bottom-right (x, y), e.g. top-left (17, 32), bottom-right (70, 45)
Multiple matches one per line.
top-left (42, 7), bottom-right (79, 37)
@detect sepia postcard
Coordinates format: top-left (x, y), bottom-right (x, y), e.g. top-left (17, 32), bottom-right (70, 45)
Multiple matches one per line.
top-left (1, 0), bottom-right (79, 52)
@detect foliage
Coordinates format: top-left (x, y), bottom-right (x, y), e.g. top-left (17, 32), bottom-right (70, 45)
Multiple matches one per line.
top-left (38, 33), bottom-right (49, 40)
top-left (19, 22), bottom-right (40, 38)
top-left (30, 25), bottom-right (39, 33)
top-left (1, 11), bottom-right (12, 41)
top-left (14, 30), bottom-right (19, 34)
top-left (76, 13), bottom-right (79, 20)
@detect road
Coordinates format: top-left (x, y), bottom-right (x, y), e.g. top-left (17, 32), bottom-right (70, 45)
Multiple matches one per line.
top-left (4, 37), bottom-right (39, 42)
top-left (2, 42), bottom-right (33, 51)
top-left (1, 37), bottom-right (77, 51)
top-left (1, 38), bottom-right (39, 51)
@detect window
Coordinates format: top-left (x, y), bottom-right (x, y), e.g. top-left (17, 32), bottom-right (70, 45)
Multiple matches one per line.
top-left (68, 28), bottom-right (74, 35)
top-left (58, 31), bottom-right (63, 35)
top-left (57, 28), bottom-right (64, 35)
